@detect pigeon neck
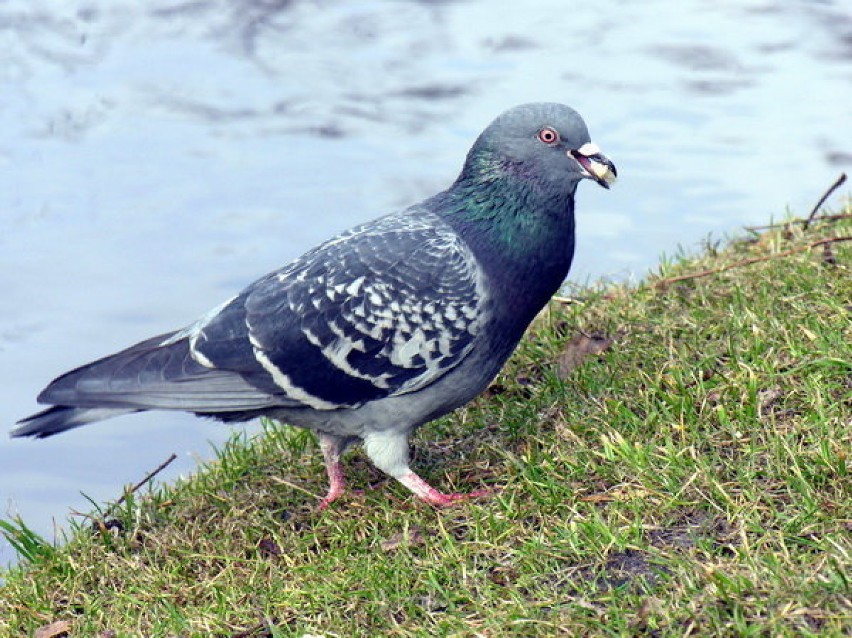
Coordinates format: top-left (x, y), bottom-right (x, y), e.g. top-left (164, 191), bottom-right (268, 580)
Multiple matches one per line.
top-left (438, 175), bottom-right (578, 322)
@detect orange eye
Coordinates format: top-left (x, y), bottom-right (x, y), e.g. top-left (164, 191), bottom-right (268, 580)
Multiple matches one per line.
top-left (537, 127), bottom-right (559, 145)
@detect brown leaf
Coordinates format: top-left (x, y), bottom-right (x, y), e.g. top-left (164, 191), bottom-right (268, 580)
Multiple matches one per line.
top-left (557, 333), bottom-right (614, 380)
top-left (34, 620), bottom-right (71, 638)
top-left (635, 596), bottom-right (663, 624)
top-left (257, 537), bottom-right (282, 559)
top-left (580, 485), bottom-right (651, 503)
top-left (488, 564), bottom-right (519, 586)
top-left (757, 386), bottom-right (784, 418)
top-left (380, 526), bottom-right (424, 551)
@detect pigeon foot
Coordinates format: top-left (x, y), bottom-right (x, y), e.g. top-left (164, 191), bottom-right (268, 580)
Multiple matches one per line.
top-left (317, 460), bottom-right (346, 510)
top-left (317, 478), bottom-right (345, 510)
top-left (317, 434), bottom-right (348, 510)
top-left (398, 470), bottom-right (489, 507)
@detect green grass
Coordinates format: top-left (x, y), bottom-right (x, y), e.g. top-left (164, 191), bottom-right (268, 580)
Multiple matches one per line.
top-left (2, 206), bottom-right (851, 637)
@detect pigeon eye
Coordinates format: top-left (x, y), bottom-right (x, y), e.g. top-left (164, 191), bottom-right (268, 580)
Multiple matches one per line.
top-left (537, 127), bottom-right (560, 145)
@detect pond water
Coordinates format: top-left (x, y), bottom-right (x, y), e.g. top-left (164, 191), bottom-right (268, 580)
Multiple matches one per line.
top-left (0, 0), bottom-right (849, 566)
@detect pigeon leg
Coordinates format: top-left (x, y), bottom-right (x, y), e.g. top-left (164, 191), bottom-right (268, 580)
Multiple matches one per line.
top-left (317, 433), bottom-right (348, 509)
top-left (364, 431), bottom-right (488, 507)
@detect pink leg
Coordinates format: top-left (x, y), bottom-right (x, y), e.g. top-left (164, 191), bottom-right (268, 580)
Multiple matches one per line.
top-left (397, 470), bottom-right (490, 508)
top-left (318, 434), bottom-right (347, 510)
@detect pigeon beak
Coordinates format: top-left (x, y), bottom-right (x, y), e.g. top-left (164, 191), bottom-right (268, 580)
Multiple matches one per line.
top-left (569, 143), bottom-right (617, 189)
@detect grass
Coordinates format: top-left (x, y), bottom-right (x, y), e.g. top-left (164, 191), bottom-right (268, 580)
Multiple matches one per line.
top-left (1, 205), bottom-right (850, 637)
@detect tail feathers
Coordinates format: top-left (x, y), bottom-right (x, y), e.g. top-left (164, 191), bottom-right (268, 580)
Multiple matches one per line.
top-left (37, 331), bottom-right (186, 406)
top-left (35, 331), bottom-right (284, 413)
top-left (11, 406), bottom-right (139, 439)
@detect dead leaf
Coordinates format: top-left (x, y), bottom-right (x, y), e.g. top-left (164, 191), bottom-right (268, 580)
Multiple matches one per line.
top-left (34, 620), bottom-right (71, 638)
top-left (581, 484), bottom-right (651, 503)
top-left (557, 333), bottom-right (614, 380)
top-left (380, 526), bottom-right (424, 551)
top-left (635, 596), bottom-right (663, 624)
top-left (488, 564), bottom-right (519, 586)
top-left (257, 537), bottom-right (282, 559)
top-left (757, 386), bottom-right (784, 418)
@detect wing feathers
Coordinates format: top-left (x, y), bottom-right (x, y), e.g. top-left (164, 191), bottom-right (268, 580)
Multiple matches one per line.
top-left (204, 207), bottom-right (486, 406)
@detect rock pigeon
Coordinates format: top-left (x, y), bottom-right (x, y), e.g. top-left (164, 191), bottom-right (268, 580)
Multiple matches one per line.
top-left (13, 103), bottom-right (616, 507)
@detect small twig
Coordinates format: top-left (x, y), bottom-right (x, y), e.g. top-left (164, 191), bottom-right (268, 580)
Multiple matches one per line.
top-left (552, 295), bottom-right (579, 304)
top-left (652, 236), bottom-right (852, 288)
top-left (231, 621), bottom-right (272, 638)
top-left (112, 453), bottom-right (178, 510)
top-left (744, 212), bottom-right (852, 232)
top-left (69, 453), bottom-right (179, 525)
top-left (269, 476), bottom-right (322, 500)
top-left (69, 509), bottom-right (97, 522)
top-left (803, 172), bottom-right (847, 231)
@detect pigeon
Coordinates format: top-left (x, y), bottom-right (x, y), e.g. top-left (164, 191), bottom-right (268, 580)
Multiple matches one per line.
top-left (13, 103), bottom-right (616, 508)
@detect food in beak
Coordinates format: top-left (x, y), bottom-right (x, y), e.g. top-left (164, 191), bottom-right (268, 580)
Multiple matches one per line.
top-left (569, 142), bottom-right (617, 189)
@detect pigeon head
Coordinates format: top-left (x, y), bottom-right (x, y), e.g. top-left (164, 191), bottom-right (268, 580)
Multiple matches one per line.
top-left (458, 102), bottom-right (617, 194)
top-left (440, 103), bottom-right (616, 318)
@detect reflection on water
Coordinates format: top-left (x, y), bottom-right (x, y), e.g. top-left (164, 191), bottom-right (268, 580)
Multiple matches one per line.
top-left (0, 0), bottom-right (849, 565)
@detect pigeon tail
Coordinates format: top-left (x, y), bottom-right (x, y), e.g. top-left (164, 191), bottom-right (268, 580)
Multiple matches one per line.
top-left (12, 406), bottom-right (138, 439)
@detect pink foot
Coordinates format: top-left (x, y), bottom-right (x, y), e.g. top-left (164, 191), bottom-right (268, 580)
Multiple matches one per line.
top-left (317, 461), bottom-right (345, 510)
top-left (317, 436), bottom-right (347, 510)
top-left (398, 470), bottom-right (490, 507)
top-left (317, 467), bottom-right (345, 510)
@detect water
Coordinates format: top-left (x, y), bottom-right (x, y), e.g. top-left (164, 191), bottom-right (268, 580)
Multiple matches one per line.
top-left (0, 0), bottom-right (849, 566)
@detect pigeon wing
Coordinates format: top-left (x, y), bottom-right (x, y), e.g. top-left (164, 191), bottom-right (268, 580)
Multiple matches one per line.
top-left (194, 209), bottom-right (486, 411)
